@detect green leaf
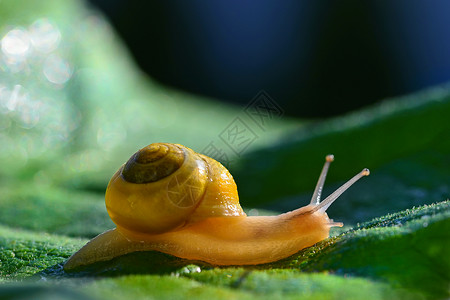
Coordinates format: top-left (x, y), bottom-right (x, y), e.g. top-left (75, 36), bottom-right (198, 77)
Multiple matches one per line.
top-left (0, 225), bottom-right (85, 280)
top-left (79, 271), bottom-right (414, 300)
top-left (0, 284), bottom-right (93, 300)
top-left (2, 202), bottom-right (445, 298)
top-left (294, 201), bottom-right (450, 299)
top-left (0, 182), bottom-right (112, 238)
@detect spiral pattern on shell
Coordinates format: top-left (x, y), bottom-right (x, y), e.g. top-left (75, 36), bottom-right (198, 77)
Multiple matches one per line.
top-left (122, 143), bottom-right (185, 184)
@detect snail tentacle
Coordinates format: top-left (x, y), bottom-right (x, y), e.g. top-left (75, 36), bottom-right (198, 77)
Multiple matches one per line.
top-left (310, 154), bottom-right (334, 206)
top-left (313, 168), bottom-right (370, 214)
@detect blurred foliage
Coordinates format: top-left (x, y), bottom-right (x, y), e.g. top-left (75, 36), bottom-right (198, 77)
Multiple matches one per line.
top-left (0, 0), bottom-right (449, 300)
top-left (0, 0), bottom-right (299, 189)
top-left (0, 181), bottom-right (113, 237)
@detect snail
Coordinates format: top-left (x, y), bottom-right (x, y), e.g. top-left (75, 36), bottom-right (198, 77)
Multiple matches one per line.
top-left (64, 143), bottom-right (369, 269)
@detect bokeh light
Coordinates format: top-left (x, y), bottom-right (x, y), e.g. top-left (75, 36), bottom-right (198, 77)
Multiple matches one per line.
top-left (0, 18), bottom-right (77, 171)
top-left (43, 54), bottom-right (73, 86)
top-left (29, 18), bottom-right (61, 53)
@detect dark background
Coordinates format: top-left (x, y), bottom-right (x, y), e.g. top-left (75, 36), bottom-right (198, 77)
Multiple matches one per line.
top-left (87, 0), bottom-right (450, 117)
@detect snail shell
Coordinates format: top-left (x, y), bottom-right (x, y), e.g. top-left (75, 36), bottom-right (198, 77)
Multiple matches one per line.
top-left (64, 143), bottom-right (369, 269)
top-left (106, 143), bottom-right (244, 234)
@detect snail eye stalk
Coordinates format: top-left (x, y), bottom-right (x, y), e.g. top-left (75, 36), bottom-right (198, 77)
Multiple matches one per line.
top-left (310, 154), bottom-right (334, 206)
top-left (313, 168), bottom-right (370, 214)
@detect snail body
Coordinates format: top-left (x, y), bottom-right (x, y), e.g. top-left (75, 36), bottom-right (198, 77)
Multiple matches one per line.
top-left (64, 143), bottom-right (369, 269)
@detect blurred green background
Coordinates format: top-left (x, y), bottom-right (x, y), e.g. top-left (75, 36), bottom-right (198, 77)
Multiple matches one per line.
top-left (0, 0), bottom-right (449, 299)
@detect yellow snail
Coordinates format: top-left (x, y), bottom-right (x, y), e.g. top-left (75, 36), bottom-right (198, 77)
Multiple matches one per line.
top-left (64, 143), bottom-right (369, 269)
